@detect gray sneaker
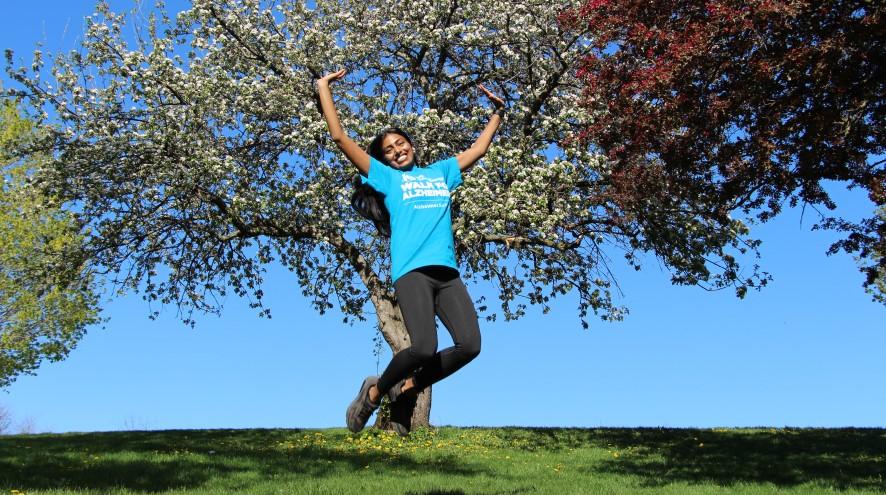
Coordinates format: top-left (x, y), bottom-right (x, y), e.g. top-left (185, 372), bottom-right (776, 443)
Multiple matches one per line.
top-left (387, 378), bottom-right (418, 436)
top-left (386, 378), bottom-right (407, 405)
top-left (346, 376), bottom-right (379, 433)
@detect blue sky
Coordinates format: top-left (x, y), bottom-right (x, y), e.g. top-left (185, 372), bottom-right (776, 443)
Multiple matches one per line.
top-left (1, 1), bottom-right (883, 433)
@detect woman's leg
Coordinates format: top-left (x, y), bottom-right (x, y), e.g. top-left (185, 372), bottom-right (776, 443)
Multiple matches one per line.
top-left (411, 275), bottom-right (481, 391)
top-left (375, 270), bottom-right (439, 396)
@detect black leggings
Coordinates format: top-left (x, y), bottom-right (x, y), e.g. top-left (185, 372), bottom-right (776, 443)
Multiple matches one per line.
top-left (376, 266), bottom-right (481, 395)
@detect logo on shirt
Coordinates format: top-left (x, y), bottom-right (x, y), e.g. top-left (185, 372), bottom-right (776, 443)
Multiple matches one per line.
top-left (401, 173), bottom-right (450, 201)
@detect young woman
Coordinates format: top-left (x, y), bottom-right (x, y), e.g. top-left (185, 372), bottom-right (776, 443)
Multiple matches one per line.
top-left (315, 69), bottom-right (505, 434)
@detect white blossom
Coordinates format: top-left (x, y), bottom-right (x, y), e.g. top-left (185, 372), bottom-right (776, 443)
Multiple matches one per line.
top-left (4, 0), bottom-right (754, 332)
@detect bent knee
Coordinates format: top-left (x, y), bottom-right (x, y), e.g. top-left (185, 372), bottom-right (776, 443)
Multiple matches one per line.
top-left (408, 345), bottom-right (437, 362)
top-left (460, 340), bottom-right (481, 361)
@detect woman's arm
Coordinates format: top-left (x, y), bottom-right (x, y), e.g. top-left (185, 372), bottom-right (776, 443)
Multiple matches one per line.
top-left (316, 69), bottom-right (371, 175)
top-left (456, 84), bottom-right (505, 173)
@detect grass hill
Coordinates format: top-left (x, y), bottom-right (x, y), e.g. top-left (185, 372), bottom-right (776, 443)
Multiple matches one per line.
top-left (1, 426), bottom-right (884, 494)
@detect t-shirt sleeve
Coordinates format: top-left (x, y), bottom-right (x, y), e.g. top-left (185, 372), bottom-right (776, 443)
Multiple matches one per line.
top-left (437, 157), bottom-right (463, 191)
top-left (361, 157), bottom-right (394, 194)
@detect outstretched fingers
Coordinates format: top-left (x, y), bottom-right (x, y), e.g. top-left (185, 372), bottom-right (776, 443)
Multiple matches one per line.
top-left (319, 69), bottom-right (347, 85)
top-left (478, 84), bottom-right (505, 108)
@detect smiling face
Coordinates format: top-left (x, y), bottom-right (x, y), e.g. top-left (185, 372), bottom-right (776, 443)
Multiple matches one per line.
top-left (380, 132), bottom-right (415, 169)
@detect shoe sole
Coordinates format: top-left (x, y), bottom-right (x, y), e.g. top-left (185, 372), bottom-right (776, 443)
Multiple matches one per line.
top-left (346, 376), bottom-right (377, 433)
top-left (390, 419), bottom-right (410, 436)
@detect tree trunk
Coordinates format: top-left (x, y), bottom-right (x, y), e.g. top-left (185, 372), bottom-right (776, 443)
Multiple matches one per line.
top-left (370, 295), bottom-right (432, 431)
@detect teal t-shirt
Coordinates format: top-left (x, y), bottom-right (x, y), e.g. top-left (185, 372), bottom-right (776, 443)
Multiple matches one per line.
top-left (362, 156), bottom-right (462, 282)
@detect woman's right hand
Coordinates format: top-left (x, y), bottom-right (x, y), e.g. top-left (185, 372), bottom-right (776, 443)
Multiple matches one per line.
top-left (478, 84), bottom-right (505, 109)
top-left (314, 68), bottom-right (370, 175)
top-left (316, 69), bottom-right (347, 90)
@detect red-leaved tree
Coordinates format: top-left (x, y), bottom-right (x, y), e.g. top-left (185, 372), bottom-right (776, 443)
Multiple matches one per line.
top-left (561, 0), bottom-right (885, 302)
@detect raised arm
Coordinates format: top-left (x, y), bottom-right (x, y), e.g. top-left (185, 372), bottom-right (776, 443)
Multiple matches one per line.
top-left (315, 69), bottom-right (371, 175)
top-left (456, 85), bottom-right (505, 173)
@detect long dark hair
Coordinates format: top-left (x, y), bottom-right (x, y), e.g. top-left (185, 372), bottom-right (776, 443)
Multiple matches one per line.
top-left (350, 128), bottom-right (416, 237)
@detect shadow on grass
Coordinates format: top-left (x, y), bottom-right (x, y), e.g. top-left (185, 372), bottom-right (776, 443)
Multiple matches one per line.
top-left (0, 428), bottom-right (486, 493)
top-left (405, 489), bottom-right (532, 495)
top-left (488, 426), bottom-right (886, 490)
top-left (2, 427), bottom-right (883, 492)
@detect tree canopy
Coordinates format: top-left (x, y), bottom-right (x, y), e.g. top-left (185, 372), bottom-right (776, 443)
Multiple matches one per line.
top-left (561, 0), bottom-right (885, 303)
top-left (0, 98), bottom-right (101, 388)
top-left (3, 0), bottom-right (771, 334)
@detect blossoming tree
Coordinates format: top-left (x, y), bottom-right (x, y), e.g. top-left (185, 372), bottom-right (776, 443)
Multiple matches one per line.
top-left (5, 0), bottom-right (764, 427)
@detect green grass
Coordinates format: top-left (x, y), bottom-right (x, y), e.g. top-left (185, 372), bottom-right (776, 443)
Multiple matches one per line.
top-left (1, 426), bottom-right (884, 494)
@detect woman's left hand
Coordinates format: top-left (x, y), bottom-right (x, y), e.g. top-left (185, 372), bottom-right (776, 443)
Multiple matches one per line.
top-left (478, 84), bottom-right (505, 108)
